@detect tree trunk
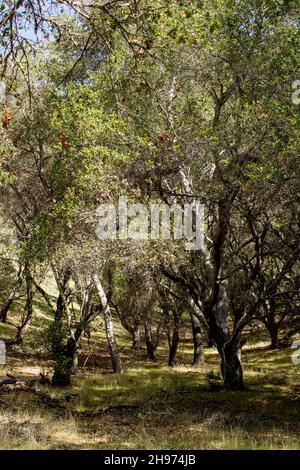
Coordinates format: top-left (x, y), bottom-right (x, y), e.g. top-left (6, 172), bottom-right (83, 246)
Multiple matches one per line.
top-left (50, 269), bottom-right (71, 355)
top-left (190, 312), bottom-right (205, 365)
top-left (202, 284), bottom-right (244, 390)
top-left (32, 280), bottom-right (55, 313)
top-left (262, 301), bottom-right (279, 350)
top-left (112, 302), bottom-right (141, 350)
top-left (54, 269), bottom-right (71, 321)
top-left (221, 343), bottom-right (244, 391)
top-left (93, 273), bottom-right (122, 373)
top-left (13, 270), bottom-right (33, 345)
top-left (71, 284), bottom-right (96, 374)
top-left (14, 309), bottom-right (33, 345)
top-left (131, 325), bottom-right (141, 350)
top-left (168, 311), bottom-right (181, 366)
top-left (268, 324), bottom-right (279, 350)
top-left (270, 328), bottom-right (279, 350)
top-left (52, 338), bottom-right (77, 386)
top-left (168, 327), bottom-right (179, 366)
top-left (72, 350), bottom-right (79, 374)
top-left (0, 278), bottom-right (22, 323)
top-left (206, 330), bottom-right (215, 348)
top-left (144, 321), bottom-right (156, 361)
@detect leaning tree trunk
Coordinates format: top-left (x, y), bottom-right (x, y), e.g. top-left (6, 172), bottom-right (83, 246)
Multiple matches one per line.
top-left (0, 277), bottom-right (23, 323)
top-left (32, 280), bottom-right (55, 314)
top-left (13, 271), bottom-right (33, 345)
top-left (112, 302), bottom-right (141, 350)
top-left (144, 321), bottom-right (156, 361)
top-left (93, 274), bottom-right (122, 373)
top-left (190, 312), bottom-right (205, 365)
top-left (119, 315), bottom-right (141, 350)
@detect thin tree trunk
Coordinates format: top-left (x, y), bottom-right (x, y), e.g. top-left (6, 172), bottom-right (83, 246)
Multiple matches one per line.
top-left (0, 277), bottom-right (22, 323)
top-left (190, 312), bottom-right (205, 365)
top-left (263, 301), bottom-right (279, 350)
top-left (14, 270), bottom-right (33, 345)
top-left (168, 326), bottom-right (180, 366)
top-left (51, 268), bottom-right (71, 355)
top-left (206, 330), bottom-right (215, 348)
top-left (72, 283), bottom-right (94, 373)
top-left (144, 321), bottom-right (156, 361)
top-left (93, 273), bottom-right (122, 373)
top-left (32, 280), bottom-right (55, 313)
top-left (131, 325), bottom-right (141, 350)
top-left (268, 324), bottom-right (279, 349)
top-left (112, 301), bottom-right (141, 350)
top-left (53, 283), bottom-right (96, 380)
top-left (54, 269), bottom-right (71, 321)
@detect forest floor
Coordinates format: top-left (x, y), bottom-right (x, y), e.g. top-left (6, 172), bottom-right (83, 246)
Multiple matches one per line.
top-left (1, 299), bottom-right (300, 450)
top-left (1, 341), bottom-right (300, 449)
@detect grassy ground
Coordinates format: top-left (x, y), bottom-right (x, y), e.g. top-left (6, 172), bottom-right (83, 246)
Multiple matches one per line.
top-left (1, 285), bottom-right (300, 450)
top-left (1, 337), bottom-right (300, 450)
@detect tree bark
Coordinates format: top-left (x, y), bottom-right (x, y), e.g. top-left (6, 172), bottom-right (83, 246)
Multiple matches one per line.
top-left (262, 300), bottom-right (280, 349)
top-left (72, 283), bottom-right (96, 373)
top-left (50, 268), bottom-right (71, 356)
top-left (168, 327), bottom-right (179, 366)
top-left (93, 273), bottom-right (122, 373)
top-left (144, 321), bottom-right (156, 361)
top-left (203, 292), bottom-right (245, 391)
top-left (13, 270), bottom-right (33, 345)
top-left (206, 329), bottom-right (215, 348)
top-left (190, 312), bottom-right (205, 365)
top-left (52, 338), bottom-right (77, 386)
top-left (221, 342), bottom-right (244, 391)
top-left (54, 269), bottom-right (71, 322)
top-left (32, 280), bottom-right (55, 313)
top-left (268, 324), bottom-right (279, 350)
top-left (0, 277), bottom-right (22, 323)
top-left (168, 311), bottom-right (181, 366)
top-left (131, 325), bottom-right (141, 350)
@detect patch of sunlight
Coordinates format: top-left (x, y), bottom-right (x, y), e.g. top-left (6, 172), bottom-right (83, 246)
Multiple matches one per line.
top-left (88, 384), bottom-right (126, 393)
top-left (10, 365), bottom-right (42, 376)
top-left (35, 311), bottom-right (52, 321)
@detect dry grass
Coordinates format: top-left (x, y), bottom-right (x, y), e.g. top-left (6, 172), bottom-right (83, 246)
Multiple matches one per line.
top-left (1, 340), bottom-right (300, 450)
top-left (1, 288), bottom-right (300, 450)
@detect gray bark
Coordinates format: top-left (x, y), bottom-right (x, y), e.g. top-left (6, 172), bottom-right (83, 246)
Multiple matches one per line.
top-left (190, 312), bottom-right (205, 365)
top-left (131, 325), bottom-right (141, 350)
top-left (144, 321), bottom-right (157, 361)
top-left (93, 273), bottom-right (122, 373)
top-left (168, 314), bottom-right (180, 366)
top-left (0, 277), bottom-right (22, 323)
top-left (14, 270), bottom-right (33, 345)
